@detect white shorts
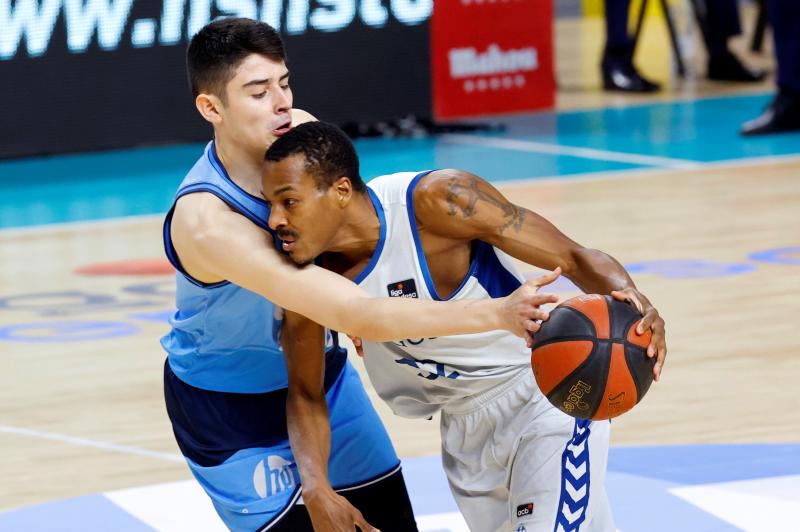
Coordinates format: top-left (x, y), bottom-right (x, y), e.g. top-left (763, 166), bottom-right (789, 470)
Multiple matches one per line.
top-left (440, 369), bottom-right (614, 532)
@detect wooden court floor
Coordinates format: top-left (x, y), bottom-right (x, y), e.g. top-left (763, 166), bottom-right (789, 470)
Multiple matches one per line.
top-left (1, 155), bottom-right (798, 511)
top-left (1, 4), bottom-right (798, 518)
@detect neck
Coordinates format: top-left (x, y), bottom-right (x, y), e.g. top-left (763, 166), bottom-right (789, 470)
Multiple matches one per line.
top-left (213, 134), bottom-right (265, 194)
top-left (328, 191), bottom-right (380, 261)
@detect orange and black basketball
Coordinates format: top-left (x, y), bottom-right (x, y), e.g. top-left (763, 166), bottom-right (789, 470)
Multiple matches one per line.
top-left (531, 294), bottom-right (654, 420)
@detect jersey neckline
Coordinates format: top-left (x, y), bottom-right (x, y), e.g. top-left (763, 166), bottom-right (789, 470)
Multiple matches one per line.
top-left (405, 171), bottom-right (481, 301)
top-left (352, 188), bottom-right (387, 284)
top-left (208, 141), bottom-right (269, 207)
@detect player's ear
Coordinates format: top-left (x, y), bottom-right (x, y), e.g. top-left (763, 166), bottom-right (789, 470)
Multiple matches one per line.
top-left (333, 176), bottom-right (353, 206)
top-left (195, 93), bottom-right (223, 125)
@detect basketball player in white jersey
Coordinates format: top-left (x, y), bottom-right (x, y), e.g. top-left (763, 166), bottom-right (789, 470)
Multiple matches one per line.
top-left (262, 122), bottom-right (667, 532)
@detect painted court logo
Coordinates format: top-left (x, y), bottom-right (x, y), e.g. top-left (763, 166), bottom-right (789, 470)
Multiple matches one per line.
top-left (387, 279), bottom-right (418, 298)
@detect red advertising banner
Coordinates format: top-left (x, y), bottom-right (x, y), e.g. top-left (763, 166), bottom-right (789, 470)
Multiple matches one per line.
top-left (431, 0), bottom-right (555, 119)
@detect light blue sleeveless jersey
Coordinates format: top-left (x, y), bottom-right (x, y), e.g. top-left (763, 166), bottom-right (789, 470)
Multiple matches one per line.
top-left (160, 143), bottom-right (401, 531)
top-left (161, 141), bottom-right (292, 393)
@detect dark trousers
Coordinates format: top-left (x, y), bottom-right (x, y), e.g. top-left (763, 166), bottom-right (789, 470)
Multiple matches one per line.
top-left (604, 0), bottom-right (740, 58)
top-left (703, 0), bottom-right (743, 55)
top-left (768, 0), bottom-right (800, 94)
top-left (604, 0), bottom-right (634, 56)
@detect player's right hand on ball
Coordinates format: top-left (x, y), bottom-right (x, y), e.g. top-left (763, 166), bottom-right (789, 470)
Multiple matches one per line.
top-left (501, 267), bottom-right (561, 346)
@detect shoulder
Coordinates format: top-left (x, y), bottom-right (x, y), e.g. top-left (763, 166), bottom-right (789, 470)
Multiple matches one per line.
top-left (174, 191), bottom-right (230, 221)
top-left (172, 192), bottom-right (236, 243)
top-left (170, 192), bottom-right (281, 283)
top-left (411, 169), bottom-right (501, 239)
top-left (413, 169), bottom-right (478, 210)
top-left (366, 171), bottom-right (431, 206)
top-left (291, 108), bottom-right (317, 126)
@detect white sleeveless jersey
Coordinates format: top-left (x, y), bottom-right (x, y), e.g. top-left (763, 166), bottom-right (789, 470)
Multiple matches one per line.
top-left (356, 171), bottom-right (533, 418)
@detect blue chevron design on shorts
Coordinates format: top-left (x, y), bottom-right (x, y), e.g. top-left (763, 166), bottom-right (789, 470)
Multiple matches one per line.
top-left (553, 419), bottom-right (592, 532)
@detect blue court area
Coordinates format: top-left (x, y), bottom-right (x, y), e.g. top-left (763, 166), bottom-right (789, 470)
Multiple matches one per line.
top-left (1, 444), bottom-right (798, 531)
top-left (2, 93), bottom-right (799, 229)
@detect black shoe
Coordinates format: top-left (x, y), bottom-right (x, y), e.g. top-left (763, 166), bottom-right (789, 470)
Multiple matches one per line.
top-left (741, 92), bottom-right (800, 136)
top-left (708, 52), bottom-right (766, 83)
top-left (601, 62), bottom-right (661, 93)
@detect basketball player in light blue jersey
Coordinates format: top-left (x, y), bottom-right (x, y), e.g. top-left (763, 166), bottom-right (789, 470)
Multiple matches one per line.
top-left (162, 18), bottom-right (555, 532)
top-left (263, 122), bottom-right (668, 532)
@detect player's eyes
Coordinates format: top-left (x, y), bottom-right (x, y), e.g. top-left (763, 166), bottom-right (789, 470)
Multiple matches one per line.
top-left (284, 199), bottom-right (297, 208)
top-left (253, 92), bottom-right (267, 99)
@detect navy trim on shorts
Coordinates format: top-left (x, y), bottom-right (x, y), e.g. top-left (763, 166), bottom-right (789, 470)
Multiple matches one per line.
top-left (257, 486), bottom-right (303, 531)
top-left (257, 463), bottom-right (404, 531)
top-left (164, 347), bottom-right (348, 467)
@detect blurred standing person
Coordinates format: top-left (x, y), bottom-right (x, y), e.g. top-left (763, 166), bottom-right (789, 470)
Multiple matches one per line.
top-left (601, 0), bottom-right (661, 92)
top-left (601, 0), bottom-right (766, 92)
top-left (703, 0), bottom-right (766, 82)
top-left (741, 0), bottom-right (800, 135)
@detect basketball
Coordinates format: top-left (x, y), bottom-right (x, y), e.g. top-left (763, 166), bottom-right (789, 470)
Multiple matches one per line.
top-left (531, 294), bottom-right (655, 420)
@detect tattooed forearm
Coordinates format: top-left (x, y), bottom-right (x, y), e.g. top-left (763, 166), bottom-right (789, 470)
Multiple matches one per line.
top-left (446, 176), bottom-right (526, 233)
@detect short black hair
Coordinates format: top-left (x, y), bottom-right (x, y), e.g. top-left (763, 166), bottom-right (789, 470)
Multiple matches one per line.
top-left (187, 17), bottom-right (286, 100)
top-left (266, 122), bottom-right (365, 192)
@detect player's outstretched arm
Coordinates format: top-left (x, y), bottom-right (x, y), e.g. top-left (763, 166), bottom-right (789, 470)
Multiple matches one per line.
top-left (413, 169), bottom-right (667, 380)
top-left (171, 194), bottom-right (553, 342)
top-left (282, 310), bottom-right (378, 532)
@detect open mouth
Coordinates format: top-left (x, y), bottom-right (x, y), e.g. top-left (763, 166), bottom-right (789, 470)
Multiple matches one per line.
top-left (272, 120), bottom-right (292, 137)
top-left (280, 238), bottom-right (296, 252)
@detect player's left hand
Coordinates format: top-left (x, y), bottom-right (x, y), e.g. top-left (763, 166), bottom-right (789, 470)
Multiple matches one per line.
top-left (502, 268), bottom-right (561, 347)
top-left (611, 288), bottom-right (667, 381)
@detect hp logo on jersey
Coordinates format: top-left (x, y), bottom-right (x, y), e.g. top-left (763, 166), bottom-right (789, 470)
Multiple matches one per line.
top-left (253, 455), bottom-right (296, 499)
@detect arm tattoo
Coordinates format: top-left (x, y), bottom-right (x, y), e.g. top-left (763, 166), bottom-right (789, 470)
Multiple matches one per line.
top-left (446, 176), bottom-right (526, 233)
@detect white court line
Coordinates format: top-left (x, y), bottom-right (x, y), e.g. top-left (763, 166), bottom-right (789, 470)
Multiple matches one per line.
top-left (439, 133), bottom-right (703, 169)
top-left (416, 512), bottom-right (469, 532)
top-left (0, 424), bottom-right (184, 463)
top-left (0, 213), bottom-right (162, 237)
top-left (497, 152), bottom-right (800, 188)
top-left (104, 480), bottom-right (228, 532)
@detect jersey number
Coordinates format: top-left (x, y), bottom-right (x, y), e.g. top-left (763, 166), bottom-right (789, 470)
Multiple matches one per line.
top-left (395, 357), bottom-right (460, 381)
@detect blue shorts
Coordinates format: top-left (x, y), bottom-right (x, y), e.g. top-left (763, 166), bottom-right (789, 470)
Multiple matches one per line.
top-left (164, 352), bottom-right (400, 532)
